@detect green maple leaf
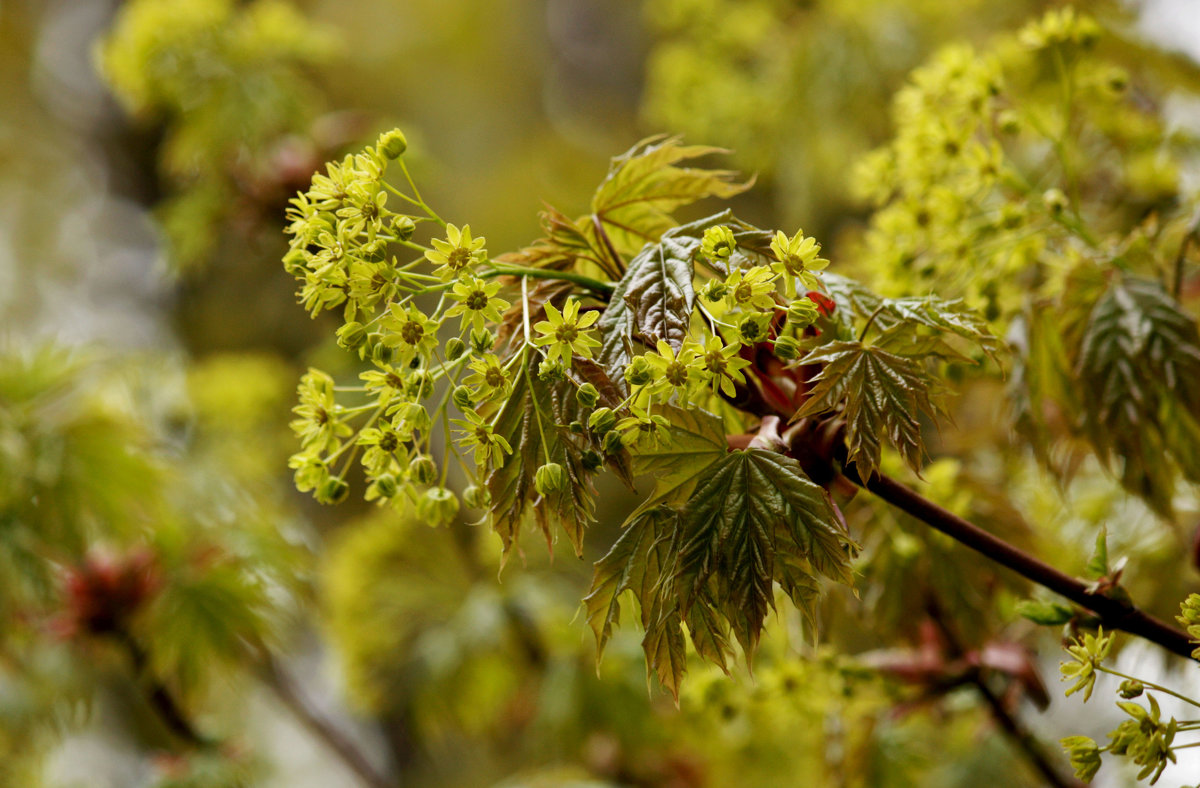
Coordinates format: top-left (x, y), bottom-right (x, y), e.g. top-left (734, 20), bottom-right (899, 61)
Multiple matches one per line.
top-left (1076, 277), bottom-right (1200, 515)
top-left (794, 341), bottom-right (945, 479)
top-left (485, 351), bottom-right (596, 560)
top-left (674, 449), bottom-right (856, 658)
top-left (627, 404), bottom-right (728, 510)
top-left (583, 506), bottom-right (678, 661)
top-left (584, 136), bottom-right (751, 266)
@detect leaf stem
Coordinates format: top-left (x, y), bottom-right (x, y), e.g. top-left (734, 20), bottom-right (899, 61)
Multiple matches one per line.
top-left (483, 263), bottom-right (614, 298)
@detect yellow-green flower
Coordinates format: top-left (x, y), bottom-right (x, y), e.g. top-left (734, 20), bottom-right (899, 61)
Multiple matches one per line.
top-left (701, 224), bottom-right (737, 262)
top-left (532, 299), bottom-right (601, 366)
top-left (1060, 628), bottom-right (1113, 702)
top-left (770, 229), bottom-right (828, 298)
top-left (699, 336), bottom-right (751, 397)
top-left (723, 266), bottom-right (778, 312)
top-left (643, 340), bottom-right (704, 401)
top-left (453, 409), bottom-right (513, 467)
top-left (445, 276), bottom-right (510, 331)
top-left (464, 354), bottom-right (511, 401)
top-left (289, 368), bottom-right (351, 452)
top-left (425, 223), bottom-right (486, 280)
top-left (380, 304), bottom-right (440, 364)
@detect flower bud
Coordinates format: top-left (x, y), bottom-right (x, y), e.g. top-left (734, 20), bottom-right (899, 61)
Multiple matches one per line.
top-left (377, 128), bottom-right (408, 159)
top-left (602, 429), bottom-right (625, 455)
top-left (588, 407), bottom-right (617, 435)
top-left (370, 335), bottom-right (394, 364)
top-left (417, 487), bottom-right (458, 527)
top-left (576, 382), bottom-right (600, 409)
top-left (997, 109), bottom-right (1021, 135)
top-left (452, 385), bottom-right (474, 411)
top-left (337, 321), bottom-right (368, 350)
top-left (444, 337), bottom-right (467, 361)
top-left (1042, 188), bottom-right (1068, 214)
top-left (534, 462), bottom-right (568, 496)
top-left (700, 280), bottom-right (729, 303)
top-left (373, 473), bottom-right (398, 499)
top-left (773, 335), bottom-right (801, 361)
top-left (470, 327), bottom-right (496, 355)
top-left (407, 370), bottom-right (434, 400)
top-left (317, 476), bottom-right (350, 505)
top-left (787, 297), bottom-right (819, 328)
top-left (463, 484), bottom-right (491, 510)
top-left (738, 313), bottom-right (770, 344)
top-left (396, 403), bottom-right (430, 437)
top-left (391, 215), bottom-right (416, 241)
top-left (410, 454), bottom-right (437, 486)
top-left (624, 356), bottom-right (654, 387)
top-left (701, 225), bottom-right (737, 261)
top-left (538, 357), bottom-right (566, 382)
top-left (581, 449), bottom-right (603, 472)
top-left (1118, 679), bottom-right (1144, 699)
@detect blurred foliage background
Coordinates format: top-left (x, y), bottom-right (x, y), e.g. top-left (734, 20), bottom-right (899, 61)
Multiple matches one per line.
top-left (3, 0), bottom-right (1200, 786)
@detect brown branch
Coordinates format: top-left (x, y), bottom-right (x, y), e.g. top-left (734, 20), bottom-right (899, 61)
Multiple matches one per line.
top-left (114, 629), bottom-right (210, 749)
top-left (261, 657), bottom-right (396, 788)
top-left (926, 601), bottom-right (1081, 788)
top-left (843, 466), bottom-right (1195, 660)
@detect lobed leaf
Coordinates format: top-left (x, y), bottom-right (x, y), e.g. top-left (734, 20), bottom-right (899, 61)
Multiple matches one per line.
top-left (794, 341), bottom-right (945, 479)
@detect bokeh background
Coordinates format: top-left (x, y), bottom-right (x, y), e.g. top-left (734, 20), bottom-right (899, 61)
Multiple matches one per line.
top-left (3, 0), bottom-right (1200, 786)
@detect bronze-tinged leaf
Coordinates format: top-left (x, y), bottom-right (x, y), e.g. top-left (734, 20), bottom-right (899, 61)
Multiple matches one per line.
top-left (485, 353), bottom-right (595, 560)
top-left (585, 136), bottom-right (752, 265)
top-left (794, 341), bottom-right (944, 479)
top-left (583, 506), bottom-right (677, 661)
top-left (495, 205), bottom-right (617, 280)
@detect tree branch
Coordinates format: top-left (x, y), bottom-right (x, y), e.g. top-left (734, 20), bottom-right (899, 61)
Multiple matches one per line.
top-left (260, 656), bottom-right (396, 788)
top-left (842, 466), bottom-right (1195, 660)
top-left (114, 629), bottom-right (210, 749)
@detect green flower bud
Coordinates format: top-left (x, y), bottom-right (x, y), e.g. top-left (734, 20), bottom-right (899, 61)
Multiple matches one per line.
top-left (538, 357), bottom-right (566, 382)
top-left (373, 473), bottom-right (398, 499)
top-left (701, 225), bottom-right (737, 261)
top-left (377, 128), bottom-right (408, 159)
top-left (787, 297), bottom-right (820, 328)
top-left (396, 403), bottom-right (430, 436)
top-left (337, 321), bottom-right (369, 350)
top-left (452, 385), bottom-right (474, 411)
top-left (470, 327), bottom-right (496, 355)
top-left (410, 454), bottom-right (437, 486)
top-left (417, 486), bottom-right (459, 527)
top-left (283, 247), bottom-right (307, 274)
top-left (581, 449), bottom-right (603, 472)
top-left (773, 335), bottom-right (801, 360)
top-left (391, 215), bottom-right (416, 241)
top-left (576, 382), bottom-right (600, 409)
top-left (588, 407), bottom-right (617, 435)
top-left (445, 337), bottom-right (467, 361)
top-left (317, 476), bottom-right (350, 505)
top-left (700, 280), bottom-right (729, 303)
top-left (534, 462), bottom-right (568, 496)
top-left (370, 335), bottom-right (394, 364)
top-left (463, 484), bottom-right (491, 510)
top-left (1042, 188), bottom-right (1068, 214)
top-left (602, 429), bottom-right (625, 455)
top-left (624, 356), bottom-right (654, 387)
top-left (997, 109), bottom-right (1021, 135)
top-left (1118, 679), bottom-right (1144, 699)
top-left (738, 313), bottom-right (771, 344)
top-left (407, 370), bottom-right (434, 399)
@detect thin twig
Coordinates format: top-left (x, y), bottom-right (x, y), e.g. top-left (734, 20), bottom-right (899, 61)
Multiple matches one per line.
top-left (114, 629), bottom-right (210, 749)
top-left (260, 656), bottom-right (396, 788)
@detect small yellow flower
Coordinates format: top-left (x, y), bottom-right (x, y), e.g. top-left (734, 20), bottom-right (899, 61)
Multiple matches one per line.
top-left (532, 299), bottom-right (601, 366)
top-left (770, 229), bottom-right (828, 298)
top-left (425, 223), bottom-right (486, 280)
top-left (445, 276), bottom-right (510, 331)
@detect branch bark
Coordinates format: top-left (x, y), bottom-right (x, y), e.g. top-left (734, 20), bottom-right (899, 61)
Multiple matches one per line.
top-left (842, 465), bottom-right (1195, 661)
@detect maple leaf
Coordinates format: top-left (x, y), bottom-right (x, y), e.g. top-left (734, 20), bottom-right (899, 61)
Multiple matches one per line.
top-left (794, 341), bottom-right (946, 479)
top-left (584, 136), bottom-right (751, 268)
top-left (674, 449), bottom-right (856, 658)
top-left (485, 351), bottom-right (596, 560)
top-left (1075, 277), bottom-right (1200, 515)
